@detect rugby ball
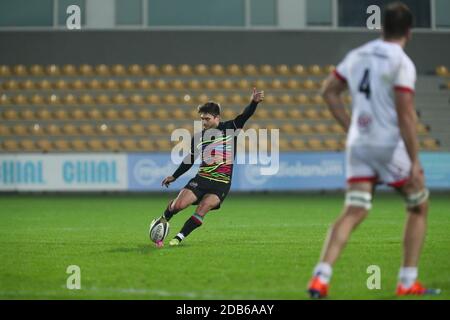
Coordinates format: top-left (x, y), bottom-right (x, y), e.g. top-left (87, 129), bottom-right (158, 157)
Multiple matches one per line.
top-left (149, 218), bottom-right (170, 243)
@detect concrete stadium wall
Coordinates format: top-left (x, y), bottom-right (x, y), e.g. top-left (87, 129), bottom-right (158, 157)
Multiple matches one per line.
top-left (0, 30), bottom-right (449, 73)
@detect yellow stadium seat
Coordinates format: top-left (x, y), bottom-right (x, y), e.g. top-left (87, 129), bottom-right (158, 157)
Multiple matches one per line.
top-left (279, 94), bottom-right (293, 105)
top-left (122, 139), bottom-right (138, 150)
top-left (227, 64), bottom-right (241, 75)
top-left (96, 94), bottom-right (111, 105)
top-left (36, 139), bottom-right (52, 152)
top-left (13, 94), bottom-right (28, 105)
top-left (105, 139), bottom-right (120, 151)
top-left (291, 138), bottom-right (307, 150)
top-left (97, 123), bottom-right (111, 135)
top-left (203, 79), bottom-right (217, 90)
top-left (165, 123), bottom-right (177, 133)
top-left (14, 64), bottom-right (27, 76)
top-left (63, 124), bottom-right (78, 135)
top-left (421, 138), bottom-right (439, 150)
top-left (155, 109), bottom-right (170, 119)
top-left (220, 79), bottom-right (234, 90)
top-left (105, 109), bottom-right (119, 120)
top-left (243, 64), bottom-right (258, 76)
top-left (295, 94), bottom-right (310, 105)
top-left (0, 94), bottom-right (11, 105)
top-left (144, 64), bottom-right (159, 76)
top-left (312, 94), bottom-right (325, 105)
top-left (163, 94), bottom-right (178, 104)
top-left (95, 64), bottom-right (109, 76)
top-left (13, 124), bottom-right (28, 135)
top-left (314, 123), bottom-right (329, 134)
top-left (47, 94), bottom-right (61, 105)
top-left (80, 94), bottom-right (94, 105)
top-left (120, 79), bottom-right (135, 90)
top-left (71, 108), bottom-right (85, 120)
top-left (38, 79), bottom-right (52, 90)
top-left (71, 139), bottom-right (87, 151)
top-left (104, 79), bottom-right (118, 90)
top-left (54, 79), bottom-right (68, 90)
top-left (112, 64), bottom-right (127, 76)
top-left (272, 109), bottom-right (285, 119)
top-left (303, 79), bottom-right (317, 90)
top-left (64, 94), bottom-right (78, 105)
top-left (2, 140), bottom-right (19, 151)
top-left (161, 64), bottom-right (175, 75)
top-left (147, 124), bottom-right (162, 134)
top-left (222, 109), bottom-right (237, 119)
top-left (281, 123), bottom-right (297, 134)
top-left (71, 79), bottom-right (86, 90)
top-left (276, 64), bottom-right (290, 76)
top-left (63, 64), bottom-right (77, 76)
top-left (46, 64), bottom-right (60, 76)
top-left (292, 64), bottom-right (307, 76)
top-left (20, 109), bottom-right (35, 120)
top-left (320, 109), bottom-right (333, 119)
top-left (88, 108), bottom-right (102, 120)
top-left (130, 124), bottom-right (145, 135)
top-left (30, 123), bottom-right (44, 136)
top-left (278, 138), bottom-right (291, 151)
top-left (323, 138), bottom-right (341, 150)
top-left (417, 123), bottom-right (428, 134)
top-left (308, 138), bottom-right (324, 150)
top-left (324, 65), bottom-right (336, 74)
top-left (228, 94), bottom-right (243, 105)
top-left (21, 80), bottom-right (35, 90)
top-left (87, 139), bottom-right (104, 151)
top-left (154, 139), bottom-right (171, 151)
top-left (54, 139), bottom-right (71, 151)
top-left (271, 79), bottom-right (283, 90)
top-left (89, 79), bottom-right (102, 90)
top-left (146, 94), bottom-right (161, 104)
top-left (79, 64), bottom-right (94, 76)
top-left (3, 109), bottom-right (18, 120)
top-left (260, 64), bottom-right (274, 76)
top-left (178, 64), bottom-right (193, 76)
top-left (264, 94), bottom-right (276, 105)
top-left (80, 124), bottom-right (95, 135)
top-left (0, 125), bottom-right (10, 136)
top-left (37, 109), bottom-right (51, 120)
top-left (188, 79), bottom-right (202, 90)
top-left (136, 79), bottom-right (151, 90)
top-left (287, 108), bottom-right (303, 119)
top-left (309, 65), bottom-right (323, 76)
top-left (113, 94), bottom-right (128, 105)
top-left (121, 108), bottom-right (135, 120)
top-left (54, 109), bottom-right (69, 120)
top-left (137, 109), bottom-right (152, 120)
top-left (27, 65), bottom-right (42, 76)
top-left (113, 124), bottom-right (129, 135)
top-left (194, 64), bottom-right (208, 76)
top-left (196, 94), bottom-right (209, 104)
top-left (253, 108), bottom-right (269, 119)
top-left (171, 108), bottom-right (185, 119)
top-left (3, 80), bottom-right (19, 90)
top-left (138, 139), bottom-right (155, 151)
top-left (253, 79), bottom-right (267, 90)
top-left (298, 123), bottom-right (313, 134)
top-left (211, 64), bottom-right (225, 76)
top-left (154, 79), bottom-right (168, 90)
top-left (46, 124), bottom-right (61, 135)
top-left (286, 79), bottom-right (300, 89)
top-left (435, 66), bottom-right (448, 77)
top-left (189, 109), bottom-right (200, 119)
top-left (20, 139), bottom-right (36, 151)
top-left (170, 79), bottom-right (185, 90)
top-left (304, 108), bottom-right (320, 119)
top-left (0, 65), bottom-right (11, 76)
top-left (330, 123), bottom-right (345, 134)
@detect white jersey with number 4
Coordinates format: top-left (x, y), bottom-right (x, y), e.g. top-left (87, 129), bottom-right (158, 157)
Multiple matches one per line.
top-left (335, 39), bottom-right (417, 185)
top-left (335, 38), bottom-right (416, 147)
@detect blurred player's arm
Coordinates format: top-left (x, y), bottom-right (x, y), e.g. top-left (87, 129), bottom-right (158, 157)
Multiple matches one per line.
top-left (322, 73), bottom-right (351, 132)
top-left (232, 88), bottom-right (264, 129)
top-left (395, 90), bottom-right (422, 184)
top-left (162, 137), bottom-right (199, 187)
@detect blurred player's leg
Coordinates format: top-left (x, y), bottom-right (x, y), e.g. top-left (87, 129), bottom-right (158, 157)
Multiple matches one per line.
top-left (394, 179), bottom-right (440, 295)
top-left (170, 194), bottom-right (220, 246)
top-left (308, 182), bottom-right (373, 298)
top-left (162, 188), bottom-right (198, 222)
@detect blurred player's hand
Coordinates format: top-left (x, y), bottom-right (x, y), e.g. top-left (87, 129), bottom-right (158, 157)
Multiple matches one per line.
top-left (251, 87), bottom-right (264, 103)
top-left (161, 176), bottom-right (175, 188)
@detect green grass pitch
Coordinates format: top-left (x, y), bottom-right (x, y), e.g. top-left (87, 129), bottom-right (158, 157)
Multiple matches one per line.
top-left (0, 193), bottom-right (449, 300)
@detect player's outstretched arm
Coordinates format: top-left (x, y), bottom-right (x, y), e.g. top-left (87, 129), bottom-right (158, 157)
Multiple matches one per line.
top-left (232, 88), bottom-right (264, 129)
top-left (322, 74), bottom-right (350, 132)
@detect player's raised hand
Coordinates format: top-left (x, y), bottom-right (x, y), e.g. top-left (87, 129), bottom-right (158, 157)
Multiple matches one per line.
top-left (161, 176), bottom-right (175, 188)
top-left (251, 87), bottom-right (265, 103)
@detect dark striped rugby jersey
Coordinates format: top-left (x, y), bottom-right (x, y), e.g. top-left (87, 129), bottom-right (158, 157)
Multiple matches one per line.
top-left (172, 101), bottom-right (259, 184)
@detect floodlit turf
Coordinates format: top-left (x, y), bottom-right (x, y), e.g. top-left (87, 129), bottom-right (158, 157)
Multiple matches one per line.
top-left (0, 193), bottom-right (449, 300)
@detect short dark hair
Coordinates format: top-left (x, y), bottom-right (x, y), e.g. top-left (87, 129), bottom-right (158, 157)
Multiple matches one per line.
top-left (197, 101), bottom-right (221, 117)
top-left (383, 2), bottom-right (413, 39)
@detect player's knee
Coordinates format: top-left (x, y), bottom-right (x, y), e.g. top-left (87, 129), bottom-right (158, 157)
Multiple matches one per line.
top-left (345, 190), bottom-right (372, 211)
top-left (405, 189), bottom-right (429, 214)
top-left (171, 200), bottom-right (187, 212)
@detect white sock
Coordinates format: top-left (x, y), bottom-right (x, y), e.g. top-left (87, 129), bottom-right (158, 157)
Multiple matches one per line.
top-left (313, 262), bottom-right (333, 284)
top-left (398, 267), bottom-right (418, 289)
top-left (177, 233), bottom-right (185, 240)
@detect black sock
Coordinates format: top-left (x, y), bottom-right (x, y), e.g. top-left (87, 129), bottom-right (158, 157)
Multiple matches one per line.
top-left (179, 214), bottom-right (203, 239)
top-left (163, 201), bottom-right (177, 221)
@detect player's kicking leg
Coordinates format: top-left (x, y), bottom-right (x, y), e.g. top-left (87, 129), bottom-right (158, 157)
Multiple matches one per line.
top-left (394, 179), bottom-right (440, 296)
top-left (308, 182), bottom-right (374, 299)
top-left (169, 193), bottom-right (220, 246)
top-left (152, 189), bottom-right (197, 247)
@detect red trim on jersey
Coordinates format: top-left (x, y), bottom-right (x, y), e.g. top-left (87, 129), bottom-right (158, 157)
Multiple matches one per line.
top-left (333, 70), bottom-right (347, 83)
top-left (388, 179), bottom-right (408, 188)
top-left (394, 86), bottom-right (415, 94)
top-left (347, 176), bottom-right (378, 184)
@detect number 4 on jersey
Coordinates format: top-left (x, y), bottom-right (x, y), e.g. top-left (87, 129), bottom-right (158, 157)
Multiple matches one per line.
top-left (359, 69), bottom-right (371, 99)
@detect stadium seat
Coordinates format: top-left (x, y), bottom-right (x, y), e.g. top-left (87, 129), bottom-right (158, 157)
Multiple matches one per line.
top-left (13, 94), bottom-right (28, 105)
top-left (271, 79), bottom-right (284, 90)
top-left (170, 79), bottom-right (185, 90)
top-left (189, 109), bottom-right (200, 119)
top-left (417, 123), bottom-right (429, 134)
top-left (64, 94), bottom-right (78, 105)
top-left (95, 64), bottom-right (110, 76)
top-left (30, 123), bottom-right (44, 136)
top-left (105, 139), bottom-right (120, 151)
top-left (37, 109), bottom-right (51, 120)
top-left (71, 108), bottom-right (85, 120)
top-left (272, 109), bottom-right (286, 119)
top-left (211, 64), bottom-right (225, 76)
top-left (146, 94), bottom-right (161, 104)
top-left (0, 125), bottom-right (10, 136)
top-left (80, 94), bottom-right (94, 105)
top-left (63, 64), bottom-right (77, 76)
top-left (21, 80), bottom-right (35, 90)
top-left (171, 108), bottom-right (185, 119)
top-left (196, 94), bottom-right (209, 104)
top-left (330, 123), bottom-right (345, 134)
top-left (63, 124), bottom-right (78, 135)
top-left (2, 140), bottom-right (19, 151)
top-left (264, 94), bottom-right (276, 105)
top-left (315, 123), bottom-right (329, 134)
top-left (312, 94), bottom-right (325, 105)
top-left (71, 79), bottom-right (86, 90)
top-left (54, 139), bottom-right (71, 151)
top-left (38, 80), bottom-right (52, 90)
top-left (278, 138), bottom-right (291, 151)
top-left (161, 64), bottom-right (175, 75)
top-left (89, 79), bottom-right (103, 90)
top-left (309, 65), bottom-right (323, 76)
top-left (155, 109), bottom-right (170, 119)
top-left (243, 64), bottom-right (258, 76)
top-left (0, 94), bottom-right (10, 105)
top-left (279, 94), bottom-right (293, 105)
top-left (178, 64), bottom-right (193, 76)
top-left (145, 64), bottom-right (159, 76)
top-left (291, 138), bottom-right (307, 150)
top-left (113, 124), bottom-right (129, 135)
top-left (87, 139), bottom-right (105, 151)
top-left (46, 64), bottom-right (60, 76)
top-left (323, 138), bottom-right (341, 150)
top-left (130, 124), bottom-right (145, 135)
top-left (260, 65), bottom-right (274, 76)
top-left (129, 94), bottom-right (144, 105)
top-left (154, 79), bottom-right (168, 90)
top-left (221, 79), bottom-right (234, 90)
top-left (435, 66), bottom-right (448, 77)
top-left (303, 79), bottom-right (317, 90)
top-left (320, 109), bottom-right (333, 119)
top-left (104, 79), bottom-right (118, 90)
top-left (20, 139), bottom-right (36, 151)
top-left (421, 138), bottom-right (439, 150)
top-left (222, 109), bottom-right (237, 119)
top-left (113, 94), bottom-right (128, 105)
top-left (308, 138), bottom-right (324, 150)
top-left (12, 124), bottom-right (28, 135)
top-left (80, 124), bottom-right (95, 135)
top-left (36, 139), bottom-right (52, 152)
top-left (88, 108), bottom-right (102, 120)
top-left (47, 94), bottom-right (61, 105)
top-left (287, 108), bottom-right (303, 119)
top-left (187, 79), bottom-right (201, 90)
top-left (71, 139), bottom-right (87, 151)
top-left (46, 124), bottom-right (61, 135)
top-left (163, 94), bottom-right (178, 104)
top-left (276, 64), bottom-right (290, 76)
top-left (0, 65), bottom-right (11, 77)
top-left (20, 109), bottom-right (35, 120)
top-left (121, 139), bottom-right (138, 150)
top-left (212, 94), bottom-right (226, 105)
top-left (286, 79), bottom-right (301, 89)
top-left (79, 64), bottom-right (94, 76)
top-left (135, 79), bottom-right (150, 90)
top-left (113, 64), bottom-right (127, 76)
top-left (292, 64), bottom-right (307, 76)
top-left (229, 94), bottom-right (243, 105)
top-left (227, 64), bottom-right (241, 76)
top-left (324, 65), bottom-right (336, 74)
top-left (295, 94), bottom-right (310, 105)
top-left (3, 80), bottom-right (19, 90)
top-left (202, 79), bottom-right (216, 90)
top-left (120, 79), bottom-right (135, 90)
top-left (103, 109), bottom-right (118, 120)
top-left (138, 139), bottom-right (155, 151)
top-left (3, 109), bottom-right (19, 120)
top-left (54, 109), bottom-right (69, 120)
top-left (97, 123), bottom-right (111, 135)
top-left (165, 123), bottom-right (177, 134)
top-left (154, 139), bottom-right (171, 151)
top-left (194, 64), bottom-right (208, 76)
top-left (304, 108), bottom-right (320, 119)
top-left (14, 64), bottom-right (28, 76)
top-left (147, 124), bottom-right (163, 134)
top-left (137, 108), bottom-right (152, 120)
top-left (281, 123), bottom-right (297, 134)
top-left (298, 123), bottom-right (313, 134)
top-left (54, 79), bottom-right (68, 90)
top-left (235, 79), bottom-right (249, 90)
